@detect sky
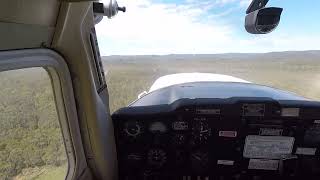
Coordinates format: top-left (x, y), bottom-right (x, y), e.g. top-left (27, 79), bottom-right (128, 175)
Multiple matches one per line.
top-left (95, 0), bottom-right (320, 56)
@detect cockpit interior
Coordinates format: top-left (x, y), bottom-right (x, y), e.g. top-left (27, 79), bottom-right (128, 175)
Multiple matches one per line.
top-left (0, 0), bottom-right (319, 180)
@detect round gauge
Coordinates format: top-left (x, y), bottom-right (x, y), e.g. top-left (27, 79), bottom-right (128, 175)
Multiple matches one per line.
top-left (172, 134), bottom-right (187, 146)
top-left (192, 120), bottom-right (211, 144)
top-left (190, 150), bottom-right (209, 173)
top-left (124, 121), bottom-right (143, 138)
top-left (149, 122), bottom-right (167, 134)
top-left (147, 149), bottom-right (167, 168)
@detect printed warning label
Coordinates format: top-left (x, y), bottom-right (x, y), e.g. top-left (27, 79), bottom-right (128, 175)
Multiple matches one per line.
top-left (259, 128), bottom-right (283, 136)
top-left (295, 147), bottom-right (317, 155)
top-left (248, 159), bottom-right (279, 170)
top-left (196, 108), bottom-right (221, 115)
top-left (243, 135), bottom-right (295, 159)
top-left (219, 131), bottom-right (237, 138)
top-left (217, 160), bottom-right (234, 166)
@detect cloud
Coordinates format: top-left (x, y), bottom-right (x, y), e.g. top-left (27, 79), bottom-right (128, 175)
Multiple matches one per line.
top-left (96, 0), bottom-right (234, 55)
top-left (95, 0), bottom-right (320, 55)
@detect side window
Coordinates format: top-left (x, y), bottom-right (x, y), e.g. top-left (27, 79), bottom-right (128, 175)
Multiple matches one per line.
top-left (0, 68), bottom-right (68, 180)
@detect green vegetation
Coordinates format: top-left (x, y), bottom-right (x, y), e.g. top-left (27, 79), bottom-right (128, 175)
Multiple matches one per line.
top-left (0, 68), bottom-right (67, 180)
top-left (13, 165), bottom-right (67, 180)
top-left (1, 51), bottom-right (320, 179)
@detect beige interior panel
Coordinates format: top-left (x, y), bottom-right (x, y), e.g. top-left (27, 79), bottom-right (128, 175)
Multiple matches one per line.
top-left (0, 0), bottom-right (116, 179)
top-left (0, 22), bottom-right (54, 50)
top-left (0, 0), bottom-right (60, 26)
top-left (0, 0), bottom-right (60, 50)
top-left (53, 2), bottom-right (118, 180)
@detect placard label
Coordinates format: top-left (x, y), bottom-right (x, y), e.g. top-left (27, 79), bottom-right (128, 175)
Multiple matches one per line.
top-left (248, 159), bottom-right (279, 170)
top-left (196, 108), bottom-right (220, 115)
top-left (295, 147), bottom-right (317, 155)
top-left (259, 128), bottom-right (283, 136)
top-left (219, 131), bottom-right (237, 138)
top-left (217, 160), bottom-right (234, 166)
top-left (243, 135), bottom-right (295, 159)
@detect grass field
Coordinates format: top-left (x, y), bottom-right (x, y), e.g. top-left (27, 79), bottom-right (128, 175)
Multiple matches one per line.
top-left (13, 164), bottom-right (67, 180)
top-left (104, 52), bottom-right (320, 112)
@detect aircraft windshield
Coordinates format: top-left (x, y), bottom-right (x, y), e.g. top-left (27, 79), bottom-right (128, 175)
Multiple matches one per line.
top-left (96, 0), bottom-right (320, 112)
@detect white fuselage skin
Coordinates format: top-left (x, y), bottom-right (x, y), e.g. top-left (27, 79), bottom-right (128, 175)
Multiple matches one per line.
top-left (138, 73), bottom-right (251, 99)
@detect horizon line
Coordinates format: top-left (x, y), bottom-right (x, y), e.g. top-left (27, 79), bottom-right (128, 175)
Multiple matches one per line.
top-left (101, 49), bottom-right (320, 57)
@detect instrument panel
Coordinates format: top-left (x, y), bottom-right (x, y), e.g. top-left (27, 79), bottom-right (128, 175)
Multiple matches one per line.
top-left (112, 98), bottom-right (320, 180)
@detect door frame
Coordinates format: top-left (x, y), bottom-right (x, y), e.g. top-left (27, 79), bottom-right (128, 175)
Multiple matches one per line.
top-left (0, 48), bottom-right (88, 179)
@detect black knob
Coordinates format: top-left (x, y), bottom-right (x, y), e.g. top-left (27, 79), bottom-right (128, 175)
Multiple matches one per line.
top-left (118, 6), bottom-right (126, 12)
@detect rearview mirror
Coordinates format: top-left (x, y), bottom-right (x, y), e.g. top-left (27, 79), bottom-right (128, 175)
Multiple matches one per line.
top-left (245, 7), bottom-right (283, 34)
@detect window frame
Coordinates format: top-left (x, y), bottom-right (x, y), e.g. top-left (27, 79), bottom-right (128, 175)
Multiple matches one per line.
top-left (0, 48), bottom-right (87, 180)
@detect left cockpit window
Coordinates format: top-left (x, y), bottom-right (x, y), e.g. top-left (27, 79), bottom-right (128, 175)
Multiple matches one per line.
top-left (0, 68), bottom-right (68, 180)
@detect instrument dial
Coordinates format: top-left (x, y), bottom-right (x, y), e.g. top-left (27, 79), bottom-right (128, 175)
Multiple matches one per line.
top-left (192, 120), bottom-right (211, 144)
top-left (147, 149), bottom-right (167, 168)
top-left (124, 121), bottom-right (143, 138)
